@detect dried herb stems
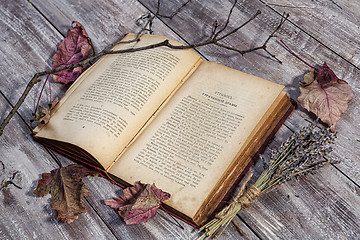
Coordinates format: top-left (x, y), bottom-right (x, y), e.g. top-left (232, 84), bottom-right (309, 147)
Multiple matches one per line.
top-left (199, 123), bottom-right (337, 239)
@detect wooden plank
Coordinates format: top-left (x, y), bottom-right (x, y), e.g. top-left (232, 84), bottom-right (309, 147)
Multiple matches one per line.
top-left (243, 149), bottom-right (360, 239)
top-left (6, 0), bottom-right (261, 239)
top-left (29, 0), bottom-right (184, 49)
top-left (137, 0), bottom-right (360, 238)
top-left (239, 122), bottom-right (360, 239)
top-left (0, 94), bottom-right (117, 240)
top-left (0, 1), bottom-right (117, 239)
top-left (81, 172), bottom-right (260, 239)
top-left (0, 0), bottom-right (67, 122)
top-left (2, 0), bottom-right (358, 239)
top-left (138, 0), bottom-right (360, 184)
top-left (259, 0), bottom-right (360, 67)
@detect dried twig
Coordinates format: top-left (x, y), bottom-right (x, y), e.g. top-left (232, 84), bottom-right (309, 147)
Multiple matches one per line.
top-left (0, 1), bottom-right (288, 136)
top-left (1, 171), bottom-right (22, 190)
top-left (214, 11), bottom-right (289, 63)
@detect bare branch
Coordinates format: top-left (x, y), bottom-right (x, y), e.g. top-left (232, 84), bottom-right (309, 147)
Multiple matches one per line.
top-left (262, 12), bottom-right (289, 47)
top-left (0, 4), bottom-right (289, 135)
top-left (209, 20), bottom-right (219, 39)
top-left (213, 0), bottom-right (238, 39)
top-left (213, 42), bottom-right (262, 55)
top-left (216, 10), bottom-right (261, 42)
top-left (0, 73), bottom-right (42, 136)
top-left (0, 171), bottom-right (22, 190)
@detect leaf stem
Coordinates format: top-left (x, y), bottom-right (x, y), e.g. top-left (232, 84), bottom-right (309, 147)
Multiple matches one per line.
top-left (280, 39), bottom-right (314, 68)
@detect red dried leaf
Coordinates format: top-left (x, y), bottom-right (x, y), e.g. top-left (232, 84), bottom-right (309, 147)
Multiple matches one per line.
top-left (316, 62), bottom-right (339, 85)
top-left (298, 63), bottom-right (354, 132)
top-left (104, 181), bottom-right (170, 224)
top-left (34, 164), bottom-right (99, 223)
top-left (52, 21), bottom-right (92, 84)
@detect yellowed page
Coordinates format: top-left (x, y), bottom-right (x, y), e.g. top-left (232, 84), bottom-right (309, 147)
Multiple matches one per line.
top-left (109, 61), bottom-right (284, 218)
top-left (34, 34), bottom-right (201, 169)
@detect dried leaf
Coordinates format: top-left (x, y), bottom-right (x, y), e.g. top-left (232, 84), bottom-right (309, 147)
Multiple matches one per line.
top-left (298, 63), bottom-right (354, 132)
top-left (32, 97), bottom-right (59, 125)
top-left (316, 62), bottom-right (339, 85)
top-left (33, 105), bottom-right (50, 124)
top-left (104, 181), bottom-right (170, 224)
top-left (52, 21), bottom-right (92, 84)
top-left (34, 164), bottom-right (99, 223)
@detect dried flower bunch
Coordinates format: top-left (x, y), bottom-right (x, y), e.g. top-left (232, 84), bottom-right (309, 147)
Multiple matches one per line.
top-left (199, 122), bottom-right (337, 239)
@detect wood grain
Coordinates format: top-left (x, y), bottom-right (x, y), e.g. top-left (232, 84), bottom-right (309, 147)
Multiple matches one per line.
top-left (244, 122), bottom-right (360, 239)
top-left (0, 96), bottom-right (117, 239)
top-left (139, 0), bottom-right (360, 184)
top-left (260, 0), bottom-right (360, 67)
top-left (138, 0), bottom-right (360, 238)
top-left (2, 0), bottom-right (260, 239)
top-left (0, 0), bottom-right (72, 132)
top-left (1, 0), bottom-right (359, 239)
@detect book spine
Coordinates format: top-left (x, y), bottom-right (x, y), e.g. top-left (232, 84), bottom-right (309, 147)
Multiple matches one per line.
top-left (206, 98), bottom-right (296, 226)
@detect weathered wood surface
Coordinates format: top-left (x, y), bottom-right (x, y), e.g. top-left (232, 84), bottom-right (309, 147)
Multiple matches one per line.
top-left (1, 0), bottom-right (359, 239)
top-left (260, 0), bottom-right (360, 67)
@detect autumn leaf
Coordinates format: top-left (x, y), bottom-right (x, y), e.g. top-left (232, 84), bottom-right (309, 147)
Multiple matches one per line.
top-left (31, 97), bottom-right (59, 125)
top-left (52, 21), bottom-right (92, 84)
top-left (298, 63), bottom-right (354, 132)
top-left (104, 181), bottom-right (170, 224)
top-left (34, 164), bottom-right (99, 223)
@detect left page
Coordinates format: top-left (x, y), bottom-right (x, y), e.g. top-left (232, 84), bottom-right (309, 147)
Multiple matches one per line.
top-left (34, 34), bottom-right (201, 169)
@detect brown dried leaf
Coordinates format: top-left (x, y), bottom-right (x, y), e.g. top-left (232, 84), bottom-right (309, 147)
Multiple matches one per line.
top-left (298, 64), bottom-right (354, 132)
top-left (104, 181), bottom-right (170, 224)
top-left (52, 21), bottom-right (92, 84)
top-left (32, 98), bottom-right (59, 125)
top-left (34, 164), bottom-right (99, 223)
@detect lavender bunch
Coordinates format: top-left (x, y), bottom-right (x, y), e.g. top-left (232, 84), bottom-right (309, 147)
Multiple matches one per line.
top-left (198, 123), bottom-right (337, 239)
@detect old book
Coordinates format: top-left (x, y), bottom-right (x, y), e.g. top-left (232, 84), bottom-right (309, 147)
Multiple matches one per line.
top-left (33, 33), bottom-right (294, 226)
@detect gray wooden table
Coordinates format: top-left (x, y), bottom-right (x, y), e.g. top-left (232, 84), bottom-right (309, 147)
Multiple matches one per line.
top-left (1, 0), bottom-right (359, 239)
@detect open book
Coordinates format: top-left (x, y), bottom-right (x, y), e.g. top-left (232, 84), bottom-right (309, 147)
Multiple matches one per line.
top-left (34, 33), bottom-right (294, 226)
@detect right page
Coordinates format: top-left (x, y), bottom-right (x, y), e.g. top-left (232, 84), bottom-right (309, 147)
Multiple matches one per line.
top-left (109, 61), bottom-right (284, 219)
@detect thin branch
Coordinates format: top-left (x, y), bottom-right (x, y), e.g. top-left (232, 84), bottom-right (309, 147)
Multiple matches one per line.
top-left (263, 12), bottom-right (289, 47)
top-left (213, 0), bottom-right (238, 39)
top-left (1, 171), bottom-right (22, 190)
top-left (0, 73), bottom-right (42, 136)
top-left (0, 6), bottom-right (288, 135)
top-left (218, 12), bottom-right (288, 63)
top-left (280, 38), bottom-right (314, 68)
top-left (209, 20), bottom-right (219, 39)
top-left (216, 10), bottom-right (262, 42)
top-left (104, 14), bottom-right (156, 52)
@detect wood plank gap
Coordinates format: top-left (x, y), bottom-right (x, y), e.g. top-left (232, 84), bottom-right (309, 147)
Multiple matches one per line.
top-left (82, 196), bottom-right (122, 240)
top-left (45, 147), bottom-right (66, 167)
top-left (26, 0), bottom-right (66, 38)
top-left (256, 0), bottom-right (360, 71)
top-left (236, 214), bottom-right (263, 239)
top-left (331, 162), bottom-right (360, 189)
top-left (283, 123), bottom-right (295, 133)
top-left (1, 76), bottom-right (119, 240)
top-left (0, 90), bottom-right (33, 134)
top-left (0, 89), bottom-right (67, 170)
top-left (136, 0), bottom-right (210, 61)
